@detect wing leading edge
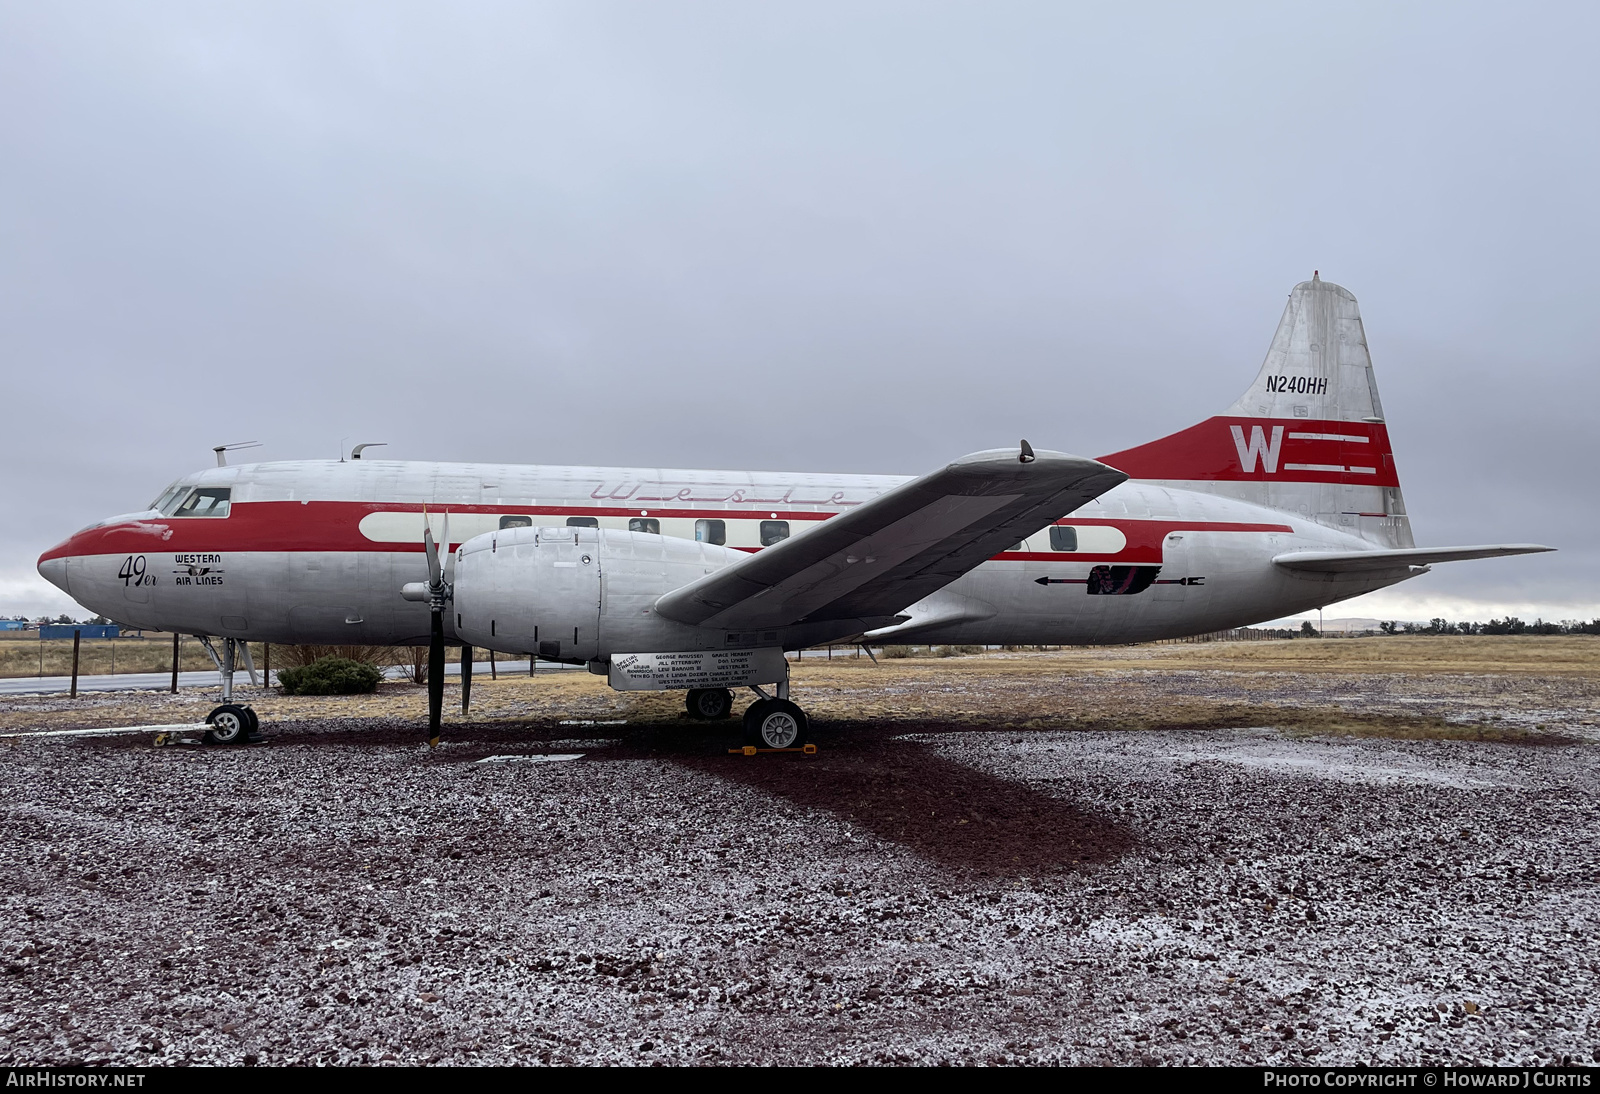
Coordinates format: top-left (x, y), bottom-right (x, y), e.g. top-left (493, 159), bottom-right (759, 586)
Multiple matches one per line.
top-left (1273, 544), bottom-right (1554, 574)
top-left (654, 446), bottom-right (1128, 631)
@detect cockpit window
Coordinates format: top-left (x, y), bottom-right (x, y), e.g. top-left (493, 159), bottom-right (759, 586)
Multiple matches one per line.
top-left (149, 484), bottom-right (189, 515)
top-left (171, 487), bottom-right (232, 518)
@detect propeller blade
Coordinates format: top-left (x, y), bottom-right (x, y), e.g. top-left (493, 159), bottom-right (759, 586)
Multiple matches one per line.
top-left (460, 644), bottom-right (473, 714)
top-left (427, 610), bottom-right (445, 747)
top-left (423, 519), bottom-right (442, 588)
top-left (442, 511), bottom-right (456, 587)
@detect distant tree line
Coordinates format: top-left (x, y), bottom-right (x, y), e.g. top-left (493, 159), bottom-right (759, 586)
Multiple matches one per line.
top-left (1376, 618), bottom-right (1600, 636)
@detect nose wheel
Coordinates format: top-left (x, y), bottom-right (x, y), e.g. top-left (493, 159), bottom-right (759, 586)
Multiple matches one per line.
top-left (204, 703), bottom-right (259, 745)
top-left (742, 698), bottom-right (808, 749)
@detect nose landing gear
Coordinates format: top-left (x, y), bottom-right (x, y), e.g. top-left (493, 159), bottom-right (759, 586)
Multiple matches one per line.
top-left (197, 635), bottom-right (265, 744)
top-left (204, 703), bottom-right (259, 745)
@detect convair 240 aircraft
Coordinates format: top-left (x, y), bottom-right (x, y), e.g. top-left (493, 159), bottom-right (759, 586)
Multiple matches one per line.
top-left (39, 276), bottom-right (1550, 748)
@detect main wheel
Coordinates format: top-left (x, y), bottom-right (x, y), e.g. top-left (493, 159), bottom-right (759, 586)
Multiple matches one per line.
top-left (743, 699), bottom-right (808, 749)
top-left (685, 688), bottom-right (733, 720)
top-left (204, 704), bottom-right (251, 745)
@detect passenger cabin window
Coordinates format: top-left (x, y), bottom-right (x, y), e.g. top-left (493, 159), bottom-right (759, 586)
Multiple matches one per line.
top-left (629, 518), bottom-right (660, 534)
top-left (760, 520), bottom-right (790, 546)
top-left (695, 518), bottom-right (726, 545)
top-left (565, 517), bottom-right (599, 528)
top-left (171, 487), bottom-right (231, 518)
top-left (1049, 526), bottom-right (1079, 552)
top-left (499, 515), bottom-right (533, 530)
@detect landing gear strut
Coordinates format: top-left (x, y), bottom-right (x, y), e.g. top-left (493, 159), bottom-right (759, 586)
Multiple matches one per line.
top-left (197, 636), bottom-right (262, 744)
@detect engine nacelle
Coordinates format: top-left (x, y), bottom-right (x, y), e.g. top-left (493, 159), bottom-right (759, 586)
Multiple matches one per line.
top-left (452, 526), bottom-right (747, 662)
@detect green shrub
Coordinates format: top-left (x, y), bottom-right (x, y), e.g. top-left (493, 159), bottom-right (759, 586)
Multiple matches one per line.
top-left (881, 645), bottom-right (913, 658)
top-left (277, 656), bottom-right (383, 696)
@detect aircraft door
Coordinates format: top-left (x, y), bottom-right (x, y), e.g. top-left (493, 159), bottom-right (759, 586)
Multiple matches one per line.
top-left (1151, 532), bottom-right (1214, 616)
top-left (1151, 533), bottom-right (1187, 602)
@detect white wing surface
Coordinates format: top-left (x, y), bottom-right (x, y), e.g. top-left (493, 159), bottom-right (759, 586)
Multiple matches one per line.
top-left (654, 447), bottom-right (1127, 631)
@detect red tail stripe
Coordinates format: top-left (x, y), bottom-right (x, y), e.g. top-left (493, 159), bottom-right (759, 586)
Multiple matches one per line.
top-left (1098, 416), bottom-right (1400, 487)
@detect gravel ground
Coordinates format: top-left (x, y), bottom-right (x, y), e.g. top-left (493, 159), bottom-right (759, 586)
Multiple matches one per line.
top-left (2, 644), bottom-right (1598, 1066)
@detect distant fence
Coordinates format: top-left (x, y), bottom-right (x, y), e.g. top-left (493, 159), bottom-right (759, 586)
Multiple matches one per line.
top-left (1149, 628), bottom-right (1279, 645)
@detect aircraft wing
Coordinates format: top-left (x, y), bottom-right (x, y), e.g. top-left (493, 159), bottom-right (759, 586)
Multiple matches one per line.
top-left (1272, 544), bottom-right (1554, 574)
top-left (654, 446), bottom-right (1127, 631)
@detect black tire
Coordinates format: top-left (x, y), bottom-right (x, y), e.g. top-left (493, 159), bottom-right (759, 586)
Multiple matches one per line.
top-left (204, 704), bottom-right (251, 745)
top-left (741, 698), bottom-right (773, 740)
top-left (743, 699), bottom-right (808, 749)
top-left (686, 688), bottom-right (733, 721)
top-left (242, 707), bottom-right (260, 734)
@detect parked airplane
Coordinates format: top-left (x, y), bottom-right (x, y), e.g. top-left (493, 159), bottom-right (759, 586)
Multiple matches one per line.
top-left (38, 276), bottom-right (1550, 747)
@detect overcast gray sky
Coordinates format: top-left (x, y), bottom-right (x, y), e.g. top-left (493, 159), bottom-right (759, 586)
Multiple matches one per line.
top-left (4, 1), bottom-right (1596, 623)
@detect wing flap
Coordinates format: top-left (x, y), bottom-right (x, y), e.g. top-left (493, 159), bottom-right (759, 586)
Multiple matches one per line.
top-left (1273, 544), bottom-right (1554, 574)
top-left (655, 446), bottom-right (1127, 630)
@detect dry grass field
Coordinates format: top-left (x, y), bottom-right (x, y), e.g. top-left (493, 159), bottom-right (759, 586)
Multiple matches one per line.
top-left (0, 633), bottom-right (482, 679)
top-left (0, 631), bottom-right (220, 677)
top-left (2, 636), bottom-right (1594, 743)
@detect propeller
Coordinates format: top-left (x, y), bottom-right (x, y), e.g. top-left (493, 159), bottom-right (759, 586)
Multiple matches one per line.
top-left (422, 510), bottom-right (450, 747)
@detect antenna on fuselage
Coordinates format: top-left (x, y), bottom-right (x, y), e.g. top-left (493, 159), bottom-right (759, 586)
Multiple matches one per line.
top-left (212, 441), bottom-right (262, 467)
top-left (351, 443), bottom-right (387, 460)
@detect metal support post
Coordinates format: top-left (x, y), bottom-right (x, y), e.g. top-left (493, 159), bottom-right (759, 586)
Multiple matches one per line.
top-left (70, 630), bottom-right (81, 699)
top-left (170, 634), bottom-right (180, 693)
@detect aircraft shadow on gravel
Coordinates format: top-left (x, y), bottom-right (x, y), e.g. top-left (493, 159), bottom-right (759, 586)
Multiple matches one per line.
top-left (604, 719), bottom-right (1137, 877)
top-left (160, 715), bottom-right (1136, 876)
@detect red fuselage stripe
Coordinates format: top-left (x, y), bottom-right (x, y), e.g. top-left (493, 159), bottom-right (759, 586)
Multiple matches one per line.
top-left (41, 501), bottom-right (1294, 565)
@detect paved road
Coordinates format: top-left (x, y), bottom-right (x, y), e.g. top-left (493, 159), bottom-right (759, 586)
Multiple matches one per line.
top-left (0, 659), bottom-right (580, 696)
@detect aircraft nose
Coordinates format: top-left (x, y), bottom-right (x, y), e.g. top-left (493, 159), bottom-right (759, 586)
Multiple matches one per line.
top-left (37, 553), bottom-right (70, 595)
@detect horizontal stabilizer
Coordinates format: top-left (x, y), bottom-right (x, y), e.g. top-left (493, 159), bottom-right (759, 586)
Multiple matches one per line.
top-left (655, 446), bottom-right (1126, 630)
top-left (1273, 544), bottom-right (1554, 574)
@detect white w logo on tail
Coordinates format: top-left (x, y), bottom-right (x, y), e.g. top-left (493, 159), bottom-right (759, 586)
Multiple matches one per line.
top-left (1229, 424), bottom-right (1284, 473)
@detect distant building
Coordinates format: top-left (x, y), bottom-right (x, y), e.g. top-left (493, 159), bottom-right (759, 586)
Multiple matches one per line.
top-left (39, 624), bottom-right (120, 640)
top-left (0, 620), bottom-right (27, 631)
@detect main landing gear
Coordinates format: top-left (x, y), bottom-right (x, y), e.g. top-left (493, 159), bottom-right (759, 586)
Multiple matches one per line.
top-left (685, 688), bottom-right (734, 720)
top-left (740, 675), bottom-right (809, 750)
top-left (680, 660), bottom-right (812, 748)
top-left (197, 635), bottom-right (264, 745)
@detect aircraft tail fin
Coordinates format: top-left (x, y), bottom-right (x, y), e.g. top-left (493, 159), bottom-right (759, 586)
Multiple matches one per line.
top-left (1097, 274), bottom-right (1414, 549)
